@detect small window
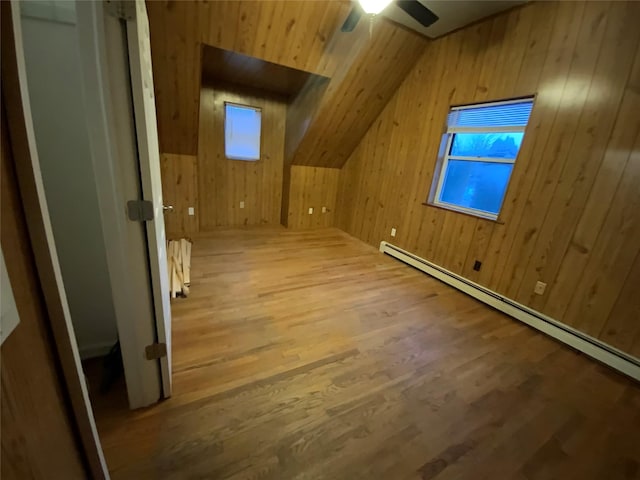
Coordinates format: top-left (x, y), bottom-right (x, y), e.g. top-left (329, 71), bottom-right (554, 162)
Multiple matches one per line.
top-left (429, 98), bottom-right (534, 220)
top-left (224, 103), bottom-right (262, 161)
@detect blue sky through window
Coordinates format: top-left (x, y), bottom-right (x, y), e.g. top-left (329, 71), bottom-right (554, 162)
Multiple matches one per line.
top-left (225, 104), bottom-right (261, 161)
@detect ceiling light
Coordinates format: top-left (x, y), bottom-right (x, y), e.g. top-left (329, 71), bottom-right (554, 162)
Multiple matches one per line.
top-left (358, 0), bottom-right (393, 15)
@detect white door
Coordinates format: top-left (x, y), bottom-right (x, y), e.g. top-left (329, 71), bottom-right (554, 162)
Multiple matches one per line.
top-left (125, 0), bottom-right (172, 398)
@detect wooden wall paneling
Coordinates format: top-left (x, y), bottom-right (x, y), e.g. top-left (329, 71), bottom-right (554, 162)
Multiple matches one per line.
top-left (397, 36), bottom-right (454, 256)
top-left (504, 1), bottom-right (639, 304)
top-left (393, 31), bottom-right (461, 260)
top-left (288, 19), bottom-right (427, 168)
top-left (462, 3), bottom-right (559, 283)
top-left (160, 153), bottom-right (198, 237)
top-left (512, 2), bottom-right (559, 96)
top-left (337, 1), bottom-right (640, 358)
top-left (147, 0), bottom-right (350, 155)
top-left (562, 131), bottom-right (640, 338)
top-left (494, 0), bottom-right (610, 296)
top-left (1, 101), bottom-right (87, 480)
top-left (544, 43), bottom-right (640, 319)
top-left (201, 45), bottom-right (324, 100)
top-left (148, 0), bottom-right (426, 167)
top-left (486, 4), bottom-right (535, 100)
top-left (462, 221), bottom-right (496, 283)
top-left (478, 0), bottom-right (587, 291)
top-left (285, 166), bottom-right (339, 229)
top-left (437, 21), bottom-right (497, 274)
top-left (197, 84), bottom-right (285, 229)
top-left (284, 76), bottom-right (330, 162)
top-left (602, 250), bottom-right (640, 354)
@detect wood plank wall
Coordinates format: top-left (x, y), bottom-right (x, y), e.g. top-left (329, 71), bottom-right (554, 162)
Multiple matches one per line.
top-left (147, 1), bottom-right (426, 169)
top-left (197, 84), bottom-right (286, 229)
top-left (284, 166), bottom-right (340, 228)
top-left (337, 0), bottom-right (640, 358)
top-left (147, 0), bottom-right (350, 156)
top-left (286, 18), bottom-right (427, 168)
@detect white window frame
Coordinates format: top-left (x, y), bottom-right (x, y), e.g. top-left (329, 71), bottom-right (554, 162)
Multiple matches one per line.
top-left (224, 101), bottom-right (262, 162)
top-left (431, 98), bottom-right (532, 220)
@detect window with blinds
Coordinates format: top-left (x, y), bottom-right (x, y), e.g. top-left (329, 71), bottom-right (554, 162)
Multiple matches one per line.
top-left (224, 103), bottom-right (262, 161)
top-left (429, 97), bottom-right (534, 220)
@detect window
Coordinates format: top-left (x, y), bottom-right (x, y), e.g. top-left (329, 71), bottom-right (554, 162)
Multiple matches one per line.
top-left (429, 97), bottom-right (534, 220)
top-left (224, 103), bottom-right (262, 161)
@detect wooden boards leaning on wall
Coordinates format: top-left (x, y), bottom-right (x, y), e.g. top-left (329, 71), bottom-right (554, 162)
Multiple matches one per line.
top-left (167, 239), bottom-right (191, 298)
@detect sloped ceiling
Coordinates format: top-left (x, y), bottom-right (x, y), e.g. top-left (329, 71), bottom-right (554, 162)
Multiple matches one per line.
top-left (287, 18), bottom-right (427, 168)
top-left (201, 45), bottom-right (326, 99)
top-left (147, 0), bottom-right (428, 168)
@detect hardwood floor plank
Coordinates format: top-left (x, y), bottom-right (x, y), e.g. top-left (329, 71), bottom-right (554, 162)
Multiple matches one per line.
top-left (88, 227), bottom-right (640, 479)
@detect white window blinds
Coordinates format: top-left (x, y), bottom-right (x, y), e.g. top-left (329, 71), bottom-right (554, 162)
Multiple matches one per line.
top-left (447, 98), bottom-right (534, 133)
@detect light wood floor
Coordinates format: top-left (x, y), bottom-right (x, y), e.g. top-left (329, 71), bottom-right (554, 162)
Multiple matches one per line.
top-left (91, 227), bottom-right (640, 480)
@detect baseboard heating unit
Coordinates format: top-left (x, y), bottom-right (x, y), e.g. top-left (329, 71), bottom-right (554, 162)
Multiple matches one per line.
top-left (379, 241), bottom-right (640, 382)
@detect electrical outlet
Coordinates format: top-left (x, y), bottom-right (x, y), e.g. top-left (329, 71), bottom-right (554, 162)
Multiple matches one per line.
top-left (534, 281), bottom-right (547, 295)
top-left (473, 260), bottom-right (482, 271)
top-left (391, 227), bottom-right (397, 237)
top-left (322, 206), bottom-right (327, 213)
top-left (240, 201), bottom-right (245, 209)
top-left (308, 207), bottom-right (313, 215)
top-left (188, 207), bottom-right (195, 216)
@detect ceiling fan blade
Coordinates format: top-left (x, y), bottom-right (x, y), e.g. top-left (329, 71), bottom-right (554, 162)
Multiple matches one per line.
top-left (341, 7), bottom-right (363, 32)
top-left (395, 0), bottom-right (439, 27)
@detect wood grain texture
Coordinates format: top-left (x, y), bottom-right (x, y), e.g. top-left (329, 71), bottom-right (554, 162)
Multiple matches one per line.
top-left (1, 99), bottom-right (86, 480)
top-left (89, 228), bottom-right (640, 480)
top-left (284, 166), bottom-right (339, 228)
top-left (147, 0), bottom-right (426, 166)
top-left (287, 16), bottom-right (428, 168)
top-left (337, 0), bottom-right (640, 357)
top-left (202, 45), bottom-right (325, 100)
top-left (197, 84), bottom-right (285, 229)
top-left (160, 153), bottom-right (198, 238)
top-left (147, 0), bottom-right (350, 155)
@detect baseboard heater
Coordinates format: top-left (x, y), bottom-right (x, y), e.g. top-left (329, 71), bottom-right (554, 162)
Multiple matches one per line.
top-left (379, 241), bottom-right (640, 382)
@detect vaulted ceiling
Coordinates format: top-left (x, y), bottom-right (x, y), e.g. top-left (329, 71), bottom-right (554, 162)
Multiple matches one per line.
top-left (201, 45), bottom-right (324, 99)
top-left (146, 0), bottom-right (428, 168)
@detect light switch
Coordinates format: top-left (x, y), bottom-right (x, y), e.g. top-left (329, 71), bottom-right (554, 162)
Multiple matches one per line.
top-left (188, 207), bottom-right (195, 216)
top-left (308, 207), bottom-right (313, 214)
top-left (240, 201), bottom-right (245, 209)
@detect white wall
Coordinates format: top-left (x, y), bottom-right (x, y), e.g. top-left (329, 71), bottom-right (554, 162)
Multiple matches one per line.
top-left (20, 1), bottom-right (118, 358)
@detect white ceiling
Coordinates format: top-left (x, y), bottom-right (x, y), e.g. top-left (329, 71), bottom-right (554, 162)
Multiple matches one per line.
top-left (383, 0), bottom-right (527, 39)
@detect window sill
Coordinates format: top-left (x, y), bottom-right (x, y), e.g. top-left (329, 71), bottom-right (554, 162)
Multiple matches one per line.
top-left (422, 202), bottom-right (505, 224)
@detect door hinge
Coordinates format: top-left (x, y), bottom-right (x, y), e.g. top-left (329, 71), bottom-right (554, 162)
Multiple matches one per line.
top-left (145, 342), bottom-right (167, 360)
top-left (104, 0), bottom-right (135, 20)
top-left (127, 200), bottom-right (154, 222)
